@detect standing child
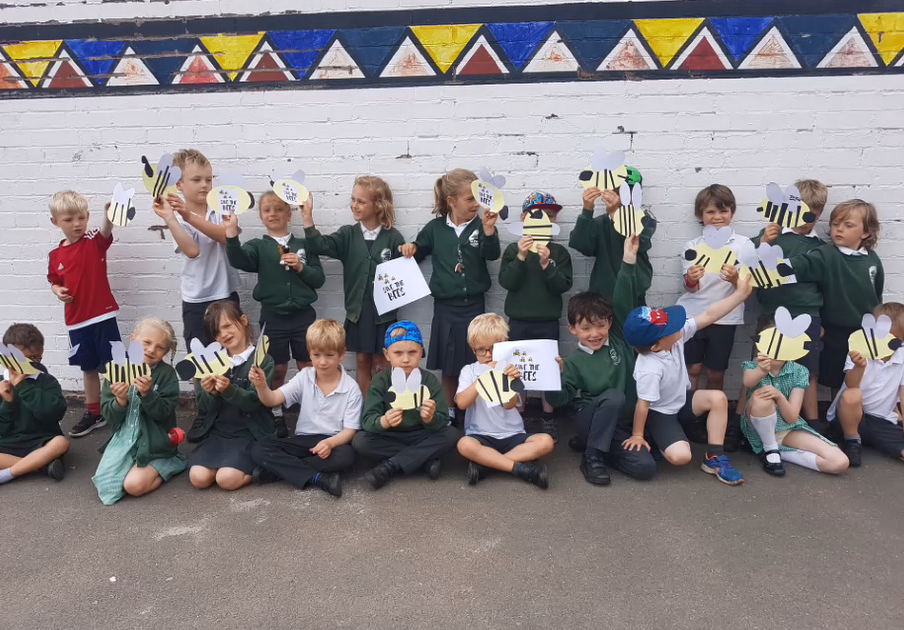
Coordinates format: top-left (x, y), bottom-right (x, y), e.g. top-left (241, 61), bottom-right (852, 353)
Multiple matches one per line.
top-left (225, 191), bottom-right (325, 436)
top-left (353, 321), bottom-right (459, 489)
top-left (677, 184), bottom-right (752, 392)
top-left (455, 314), bottom-right (554, 488)
top-left (302, 176), bottom-right (405, 394)
top-left (249, 319), bottom-right (360, 497)
top-left (0, 324), bottom-right (69, 484)
top-left (47, 190), bottom-right (122, 437)
top-left (93, 318), bottom-right (186, 505)
top-left (399, 169), bottom-right (501, 418)
top-left (187, 301), bottom-right (275, 491)
top-left (498, 191), bottom-right (573, 441)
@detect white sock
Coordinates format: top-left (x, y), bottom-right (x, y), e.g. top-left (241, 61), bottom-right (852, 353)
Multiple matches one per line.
top-left (780, 449), bottom-right (819, 471)
top-left (748, 413), bottom-right (781, 464)
top-left (0, 468), bottom-right (13, 484)
top-left (272, 405), bottom-right (283, 418)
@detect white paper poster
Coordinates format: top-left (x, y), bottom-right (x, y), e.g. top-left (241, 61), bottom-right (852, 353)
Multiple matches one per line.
top-left (373, 256), bottom-right (432, 315)
top-left (492, 339), bottom-right (561, 392)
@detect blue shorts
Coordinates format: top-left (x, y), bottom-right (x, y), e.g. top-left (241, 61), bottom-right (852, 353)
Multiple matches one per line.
top-left (68, 317), bottom-right (121, 372)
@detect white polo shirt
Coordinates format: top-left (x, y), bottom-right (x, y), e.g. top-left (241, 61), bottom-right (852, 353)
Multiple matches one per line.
top-left (676, 229), bottom-right (751, 325)
top-left (827, 348), bottom-right (904, 423)
top-left (173, 209), bottom-right (241, 303)
top-left (457, 362), bottom-right (525, 439)
top-left (634, 318), bottom-right (697, 414)
top-left (278, 366), bottom-right (362, 436)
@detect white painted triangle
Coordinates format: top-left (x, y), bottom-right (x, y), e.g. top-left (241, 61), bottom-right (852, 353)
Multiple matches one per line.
top-left (311, 40), bottom-right (365, 79)
top-left (39, 48), bottom-right (92, 88)
top-left (817, 27), bottom-right (878, 68)
top-left (173, 45), bottom-right (225, 84)
top-left (0, 48), bottom-right (28, 89)
top-left (523, 30), bottom-right (579, 73)
top-left (597, 28), bottom-right (657, 71)
top-left (670, 27), bottom-right (732, 69)
top-left (380, 36), bottom-right (435, 77)
top-left (738, 26), bottom-right (801, 70)
top-left (107, 47), bottom-right (159, 86)
top-left (238, 41), bottom-right (295, 82)
top-left (455, 35), bottom-right (509, 74)
top-left (897, 55), bottom-right (904, 67)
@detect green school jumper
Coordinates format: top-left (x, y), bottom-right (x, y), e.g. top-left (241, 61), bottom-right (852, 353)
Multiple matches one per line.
top-left (361, 368), bottom-right (450, 433)
top-left (751, 229), bottom-right (825, 318)
top-left (498, 242), bottom-right (573, 321)
top-left (0, 369), bottom-right (66, 453)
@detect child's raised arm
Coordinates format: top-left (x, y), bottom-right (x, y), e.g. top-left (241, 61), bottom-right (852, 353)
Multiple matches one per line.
top-left (693, 276), bottom-right (751, 330)
top-left (100, 202), bottom-right (115, 239)
top-left (181, 208), bottom-right (227, 244)
top-left (248, 363), bottom-right (285, 408)
top-left (156, 195), bottom-right (199, 258)
top-left (844, 351), bottom-right (867, 388)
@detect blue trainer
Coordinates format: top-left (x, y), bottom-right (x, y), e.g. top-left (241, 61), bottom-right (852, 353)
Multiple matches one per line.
top-left (701, 454), bottom-right (743, 485)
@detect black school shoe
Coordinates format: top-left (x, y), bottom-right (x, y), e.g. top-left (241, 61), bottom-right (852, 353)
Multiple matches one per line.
top-left (365, 460), bottom-right (396, 489)
top-left (467, 461), bottom-right (488, 485)
top-left (69, 411), bottom-right (106, 437)
top-left (760, 450), bottom-right (786, 477)
top-left (46, 457), bottom-right (65, 481)
top-left (580, 456), bottom-right (611, 485)
top-left (313, 472), bottom-right (342, 497)
top-left (252, 466), bottom-right (279, 485)
top-left (840, 440), bottom-right (862, 467)
top-left (424, 458), bottom-right (442, 480)
top-left (513, 462), bottom-right (549, 489)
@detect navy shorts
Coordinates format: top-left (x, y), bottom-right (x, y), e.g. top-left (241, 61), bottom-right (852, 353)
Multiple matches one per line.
top-left (262, 307), bottom-right (316, 365)
top-left (508, 318), bottom-right (560, 342)
top-left (684, 324), bottom-right (737, 372)
top-left (472, 433), bottom-right (529, 453)
top-left (819, 324), bottom-right (859, 390)
top-left (68, 317), bottom-right (121, 372)
top-left (859, 414), bottom-right (904, 460)
top-left (645, 398), bottom-right (703, 450)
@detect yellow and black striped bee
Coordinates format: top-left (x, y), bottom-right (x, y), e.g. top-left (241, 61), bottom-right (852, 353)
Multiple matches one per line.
top-left (612, 181), bottom-right (647, 237)
top-left (848, 313), bottom-right (903, 360)
top-left (254, 325), bottom-right (270, 367)
top-left (207, 172), bottom-right (254, 216)
top-left (507, 209), bottom-right (562, 253)
top-left (471, 167), bottom-right (509, 219)
top-left (757, 183), bottom-right (816, 228)
top-left (0, 342), bottom-right (39, 375)
top-left (384, 367), bottom-right (431, 410)
top-left (738, 241), bottom-right (794, 289)
top-left (684, 226), bottom-right (738, 273)
top-left (175, 339), bottom-right (231, 381)
top-left (579, 149), bottom-right (629, 190)
top-left (103, 340), bottom-right (151, 385)
top-left (141, 153), bottom-right (181, 198)
top-left (107, 183), bottom-right (137, 227)
top-left (270, 170), bottom-right (309, 206)
top-left (475, 355), bottom-right (524, 408)
top-left (756, 307), bottom-right (813, 361)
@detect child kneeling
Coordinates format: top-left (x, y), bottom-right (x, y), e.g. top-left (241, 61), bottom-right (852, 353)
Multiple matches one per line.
top-left (249, 319), bottom-right (359, 497)
top-left (455, 314), bottom-right (553, 488)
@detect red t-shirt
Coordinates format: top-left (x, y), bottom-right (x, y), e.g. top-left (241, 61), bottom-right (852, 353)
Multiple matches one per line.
top-left (47, 230), bottom-right (119, 329)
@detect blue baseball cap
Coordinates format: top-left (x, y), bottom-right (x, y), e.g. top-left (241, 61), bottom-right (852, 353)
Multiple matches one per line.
top-left (623, 305), bottom-right (687, 348)
top-left (384, 320), bottom-right (424, 349)
top-left (522, 190), bottom-right (562, 213)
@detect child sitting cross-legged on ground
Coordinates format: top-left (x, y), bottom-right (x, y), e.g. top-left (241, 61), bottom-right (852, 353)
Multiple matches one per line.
top-left (455, 314), bottom-right (554, 488)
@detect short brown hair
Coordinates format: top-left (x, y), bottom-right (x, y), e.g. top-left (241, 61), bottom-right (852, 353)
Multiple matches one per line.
top-left (830, 199), bottom-right (879, 251)
top-left (172, 148), bottom-right (210, 173)
top-left (567, 292), bottom-right (613, 327)
top-left (694, 184), bottom-right (735, 222)
top-left (306, 319), bottom-right (345, 354)
top-left (433, 169), bottom-right (477, 217)
top-left (3, 323), bottom-right (44, 351)
top-left (794, 179), bottom-right (828, 214)
top-left (355, 175), bottom-right (396, 229)
top-left (203, 300), bottom-right (253, 347)
top-left (875, 302), bottom-right (904, 330)
top-left (49, 190), bottom-right (88, 218)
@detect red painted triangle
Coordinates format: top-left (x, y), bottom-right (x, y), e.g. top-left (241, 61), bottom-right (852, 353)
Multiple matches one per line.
top-left (246, 52), bottom-right (289, 82)
top-left (0, 62), bottom-right (23, 89)
top-left (179, 55), bottom-right (221, 84)
top-left (676, 37), bottom-right (729, 70)
top-left (48, 60), bottom-right (89, 88)
top-left (459, 45), bottom-right (504, 75)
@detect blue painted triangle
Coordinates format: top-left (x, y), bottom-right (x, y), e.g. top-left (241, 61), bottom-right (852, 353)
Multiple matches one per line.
top-left (130, 39), bottom-right (199, 85)
top-left (556, 20), bottom-right (631, 71)
top-left (708, 17), bottom-right (774, 62)
top-left (777, 14), bottom-right (857, 68)
top-left (64, 39), bottom-right (126, 85)
top-left (338, 27), bottom-right (407, 77)
top-left (268, 30), bottom-right (336, 78)
top-left (486, 22), bottom-right (553, 70)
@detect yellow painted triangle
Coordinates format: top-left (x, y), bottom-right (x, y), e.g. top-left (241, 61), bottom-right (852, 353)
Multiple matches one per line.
top-left (410, 24), bottom-right (481, 72)
top-left (198, 32), bottom-right (265, 80)
top-left (2, 40), bottom-right (62, 86)
top-left (858, 13), bottom-right (904, 65)
top-left (634, 18), bottom-right (704, 66)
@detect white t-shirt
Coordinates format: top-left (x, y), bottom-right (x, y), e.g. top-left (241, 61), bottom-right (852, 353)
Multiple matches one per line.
top-left (278, 367), bottom-right (362, 436)
top-left (457, 362), bottom-right (525, 439)
top-left (634, 318), bottom-right (697, 414)
top-left (827, 348), bottom-right (904, 423)
top-left (173, 209), bottom-right (242, 303)
top-left (676, 229), bottom-right (751, 325)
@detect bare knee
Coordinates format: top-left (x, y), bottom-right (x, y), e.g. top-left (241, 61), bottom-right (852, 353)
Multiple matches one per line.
top-left (457, 436), bottom-right (480, 457)
top-left (664, 443), bottom-right (692, 466)
top-left (529, 433), bottom-right (555, 454)
top-left (747, 395), bottom-right (775, 417)
top-left (839, 388), bottom-right (862, 407)
top-left (215, 468), bottom-right (248, 491)
top-left (822, 450), bottom-right (850, 475)
top-left (189, 466), bottom-right (215, 489)
top-left (48, 435), bottom-right (70, 456)
top-left (272, 363), bottom-right (288, 384)
top-left (687, 363), bottom-right (703, 378)
top-left (123, 471), bottom-right (156, 496)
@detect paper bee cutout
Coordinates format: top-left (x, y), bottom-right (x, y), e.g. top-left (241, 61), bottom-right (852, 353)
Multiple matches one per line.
top-left (685, 226), bottom-right (737, 273)
top-left (207, 172), bottom-right (254, 215)
top-left (507, 209), bottom-right (561, 253)
top-left (612, 181), bottom-right (647, 237)
top-left (141, 154), bottom-right (181, 198)
top-left (579, 149), bottom-right (629, 190)
top-left (175, 339), bottom-right (231, 381)
top-left (270, 170), bottom-right (309, 206)
top-left (475, 353), bottom-right (524, 408)
top-left (103, 340), bottom-right (150, 385)
top-left (756, 307), bottom-right (813, 361)
top-left (0, 342), bottom-right (39, 376)
top-left (384, 367), bottom-right (430, 410)
top-left (738, 242), bottom-right (795, 289)
top-left (757, 183), bottom-right (816, 228)
top-left (254, 325), bottom-right (270, 367)
top-left (848, 314), bottom-right (902, 361)
top-left (107, 183), bottom-right (137, 227)
top-left (471, 167), bottom-right (509, 219)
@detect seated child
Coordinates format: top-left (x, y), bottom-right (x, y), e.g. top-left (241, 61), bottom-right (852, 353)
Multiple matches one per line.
top-left (827, 302), bottom-right (904, 466)
top-left (353, 321), bottom-right (458, 489)
top-left (623, 276), bottom-right (751, 485)
top-left (455, 314), bottom-right (554, 488)
top-left (0, 324), bottom-right (69, 484)
top-left (187, 301), bottom-right (276, 491)
top-left (248, 319), bottom-right (360, 497)
top-left (93, 318), bottom-right (186, 505)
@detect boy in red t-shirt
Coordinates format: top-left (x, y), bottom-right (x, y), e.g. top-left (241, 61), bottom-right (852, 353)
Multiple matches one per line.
top-left (47, 190), bottom-right (122, 437)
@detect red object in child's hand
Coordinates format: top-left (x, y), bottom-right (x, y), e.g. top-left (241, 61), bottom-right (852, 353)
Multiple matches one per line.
top-left (168, 427), bottom-right (185, 445)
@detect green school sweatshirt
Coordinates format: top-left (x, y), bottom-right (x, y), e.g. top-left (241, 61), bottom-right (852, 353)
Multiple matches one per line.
top-left (498, 242), bottom-right (573, 321)
top-left (546, 262), bottom-right (639, 423)
top-left (225, 234), bottom-right (324, 320)
top-left (0, 368), bottom-right (66, 450)
top-left (788, 246), bottom-right (884, 328)
top-left (361, 367), bottom-right (450, 433)
top-left (751, 229), bottom-right (825, 317)
top-left (569, 209), bottom-right (655, 305)
top-left (99, 361), bottom-right (181, 466)
top-left (304, 224), bottom-right (406, 324)
top-left (413, 216), bottom-right (501, 306)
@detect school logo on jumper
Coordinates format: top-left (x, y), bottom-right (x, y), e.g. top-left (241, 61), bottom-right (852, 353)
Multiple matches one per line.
top-left (869, 265), bottom-right (877, 287)
top-left (380, 248), bottom-right (392, 262)
top-left (468, 230), bottom-right (479, 248)
top-left (297, 248), bottom-right (307, 265)
top-left (548, 259), bottom-right (556, 268)
top-left (609, 348), bottom-right (621, 364)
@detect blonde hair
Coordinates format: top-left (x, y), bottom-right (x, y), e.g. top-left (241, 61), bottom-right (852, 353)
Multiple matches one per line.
top-left (133, 316), bottom-right (178, 362)
top-left (875, 302), bottom-right (904, 330)
top-left (433, 169), bottom-right (477, 217)
top-left (172, 148), bottom-right (210, 173)
top-left (794, 179), bottom-right (828, 213)
top-left (467, 313), bottom-right (509, 346)
top-left (259, 190), bottom-right (291, 214)
top-left (830, 199), bottom-right (879, 251)
top-left (306, 319), bottom-right (345, 354)
top-left (49, 190), bottom-right (88, 218)
top-left (354, 175), bottom-right (395, 229)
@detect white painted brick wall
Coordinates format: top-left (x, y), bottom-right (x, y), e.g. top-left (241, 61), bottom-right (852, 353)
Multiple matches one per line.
top-left (2, 75), bottom-right (903, 395)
